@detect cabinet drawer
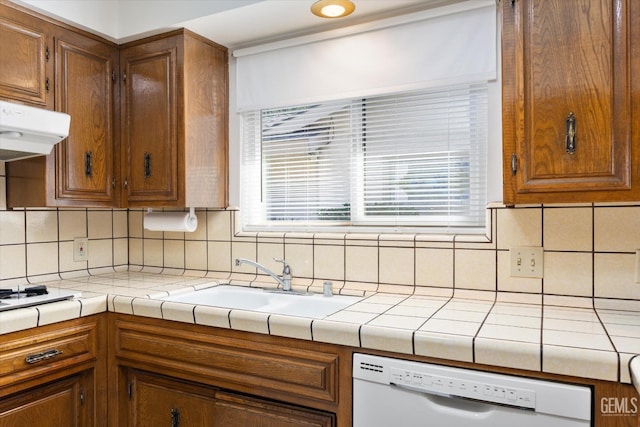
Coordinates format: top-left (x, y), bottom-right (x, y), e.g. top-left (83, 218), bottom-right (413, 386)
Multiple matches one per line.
top-left (113, 317), bottom-right (342, 407)
top-left (0, 320), bottom-right (98, 388)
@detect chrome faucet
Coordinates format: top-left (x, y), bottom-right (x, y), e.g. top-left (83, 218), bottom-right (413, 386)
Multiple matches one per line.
top-left (235, 258), bottom-right (293, 291)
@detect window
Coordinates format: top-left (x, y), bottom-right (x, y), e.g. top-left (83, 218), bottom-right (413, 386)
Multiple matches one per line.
top-left (241, 82), bottom-right (488, 232)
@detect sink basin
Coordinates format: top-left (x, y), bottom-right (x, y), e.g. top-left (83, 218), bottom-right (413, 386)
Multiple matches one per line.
top-left (161, 285), bottom-right (362, 318)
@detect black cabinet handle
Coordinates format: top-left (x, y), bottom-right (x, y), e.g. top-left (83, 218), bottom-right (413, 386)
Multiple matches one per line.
top-left (566, 112), bottom-right (576, 154)
top-left (144, 152), bottom-right (152, 178)
top-left (170, 408), bottom-right (181, 427)
top-left (85, 151), bottom-right (93, 177)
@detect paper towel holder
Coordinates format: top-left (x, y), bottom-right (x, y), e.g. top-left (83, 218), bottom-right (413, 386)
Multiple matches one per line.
top-left (144, 207), bottom-right (198, 232)
top-left (147, 207), bottom-right (196, 218)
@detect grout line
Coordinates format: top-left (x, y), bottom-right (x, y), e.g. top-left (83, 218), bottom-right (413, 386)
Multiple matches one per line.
top-left (593, 307), bottom-right (621, 382)
top-left (471, 296), bottom-right (497, 364)
top-left (540, 303), bottom-right (545, 373)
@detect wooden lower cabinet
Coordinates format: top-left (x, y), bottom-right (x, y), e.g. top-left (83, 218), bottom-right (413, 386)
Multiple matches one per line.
top-left (124, 369), bottom-right (216, 427)
top-left (0, 370), bottom-right (93, 427)
top-left (122, 369), bottom-right (334, 427)
top-left (108, 313), bottom-right (349, 427)
top-left (0, 315), bottom-right (106, 427)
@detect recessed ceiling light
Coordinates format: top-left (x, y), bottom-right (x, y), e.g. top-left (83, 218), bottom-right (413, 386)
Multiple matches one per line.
top-left (311, 0), bottom-right (356, 19)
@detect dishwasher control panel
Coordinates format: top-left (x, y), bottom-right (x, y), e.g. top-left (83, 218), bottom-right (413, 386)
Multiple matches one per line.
top-left (389, 367), bottom-right (536, 409)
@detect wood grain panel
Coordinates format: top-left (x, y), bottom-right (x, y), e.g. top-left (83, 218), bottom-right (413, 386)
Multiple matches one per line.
top-left (214, 390), bottom-right (334, 427)
top-left (0, 374), bottom-right (85, 427)
top-left (122, 42), bottom-right (178, 203)
top-left (4, 5), bottom-right (119, 208)
top-left (128, 370), bottom-right (216, 427)
top-left (183, 32), bottom-right (228, 208)
top-left (55, 34), bottom-right (117, 203)
top-left (0, 322), bottom-right (97, 389)
top-left (120, 29), bottom-right (228, 208)
top-left (0, 5), bottom-right (50, 107)
top-left (113, 318), bottom-right (338, 404)
top-left (502, 0), bottom-right (638, 203)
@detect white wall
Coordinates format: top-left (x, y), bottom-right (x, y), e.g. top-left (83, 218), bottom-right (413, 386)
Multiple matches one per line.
top-left (14, 0), bottom-right (118, 40)
top-left (15, 0), bottom-right (261, 42)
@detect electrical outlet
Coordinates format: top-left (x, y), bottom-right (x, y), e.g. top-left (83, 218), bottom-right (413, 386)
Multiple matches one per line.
top-left (74, 237), bottom-right (88, 262)
top-left (510, 246), bottom-right (544, 278)
top-left (636, 249), bottom-right (640, 284)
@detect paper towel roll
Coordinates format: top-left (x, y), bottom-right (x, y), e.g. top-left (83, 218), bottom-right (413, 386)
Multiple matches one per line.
top-left (143, 211), bottom-right (198, 232)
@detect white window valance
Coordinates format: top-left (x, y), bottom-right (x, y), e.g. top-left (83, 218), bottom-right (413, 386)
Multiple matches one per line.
top-left (235, 1), bottom-right (497, 111)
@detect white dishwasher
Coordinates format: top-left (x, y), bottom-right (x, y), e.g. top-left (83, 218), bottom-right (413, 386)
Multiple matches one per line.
top-left (353, 354), bottom-right (591, 427)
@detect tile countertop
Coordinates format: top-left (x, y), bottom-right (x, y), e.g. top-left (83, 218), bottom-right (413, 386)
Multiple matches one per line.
top-left (2, 270), bottom-right (640, 391)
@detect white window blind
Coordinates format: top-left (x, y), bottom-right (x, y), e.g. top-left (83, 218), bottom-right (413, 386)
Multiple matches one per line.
top-left (241, 82), bottom-right (488, 232)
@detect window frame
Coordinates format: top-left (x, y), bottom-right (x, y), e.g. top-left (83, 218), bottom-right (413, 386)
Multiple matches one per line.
top-left (240, 82), bottom-right (491, 235)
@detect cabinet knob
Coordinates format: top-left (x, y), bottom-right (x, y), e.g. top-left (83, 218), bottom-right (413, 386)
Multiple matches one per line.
top-left (144, 153), bottom-right (152, 178)
top-left (170, 408), bottom-right (181, 427)
top-left (85, 151), bottom-right (93, 178)
top-left (566, 112), bottom-right (576, 154)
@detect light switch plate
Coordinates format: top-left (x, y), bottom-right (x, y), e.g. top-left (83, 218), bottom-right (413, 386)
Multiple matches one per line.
top-left (510, 247), bottom-right (544, 278)
top-left (74, 237), bottom-right (88, 262)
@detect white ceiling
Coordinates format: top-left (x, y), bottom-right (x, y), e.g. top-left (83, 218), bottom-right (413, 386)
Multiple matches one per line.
top-left (15, 0), bottom-right (454, 48)
top-left (181, 0), bottom-right (451, 49)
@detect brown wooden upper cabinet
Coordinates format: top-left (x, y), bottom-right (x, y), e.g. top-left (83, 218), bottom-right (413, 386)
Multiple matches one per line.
top-left (3, 2), bottom-right (119, 208)
top-left (120, 29), bottom-right (228, 208)
top-left (0, 4), bottom-right (52, 109)
top-left (2, 2), bottom-right (228, 209)
top-left (502, 0), bottom-right (640, 204)
top-left (5, 25), bottom-right (119, 207)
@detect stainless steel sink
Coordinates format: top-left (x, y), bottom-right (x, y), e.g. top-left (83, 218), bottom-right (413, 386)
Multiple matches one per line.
top-left (161, 285), bottom-right (361, 318)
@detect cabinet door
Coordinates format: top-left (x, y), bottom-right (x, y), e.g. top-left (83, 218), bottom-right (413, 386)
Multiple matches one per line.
top-left (0, 3), bottom-right (51, 108)
top-left (502, 0), bottom-right (636, 203)
top-left (54, 31), bottom-right (118, 205)
top-left (214, 391), bottom-right (334, 427)
top-left (126, 370), bottom-right (216, 427)
top-left (121, 37), bottom-right (179, 205)
top-left (0, 372), bottom-right (91, 427)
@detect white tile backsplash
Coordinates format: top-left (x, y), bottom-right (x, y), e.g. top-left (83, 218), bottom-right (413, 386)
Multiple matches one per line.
top-left (496, 208), bottom-right (542, 249)
top-left (59, 210), bottom-right (87, 241)
top-left (0, 180), bottom-right (639, 304)
top-left (0, 211), bottom-right (25, 244)
top-left (26, 211), bottom-right (58, 243)
top-left (595, 206), bottom-right (640, 252)
top-left (543, 207), bottom-right (593, 251)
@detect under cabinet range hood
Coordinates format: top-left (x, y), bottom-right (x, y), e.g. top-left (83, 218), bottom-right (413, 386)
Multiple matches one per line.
top-left (0, 100), bottom-right (71, 162)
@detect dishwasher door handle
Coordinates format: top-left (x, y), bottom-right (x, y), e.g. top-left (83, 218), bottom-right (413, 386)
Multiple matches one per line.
top-left (392, 382), bottom-right (503, 418)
